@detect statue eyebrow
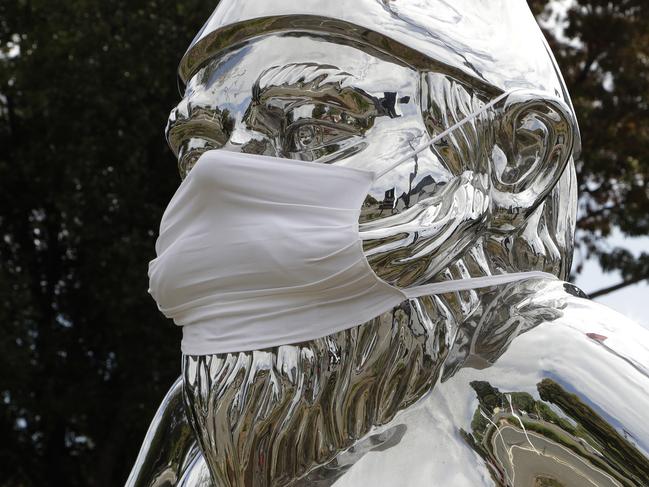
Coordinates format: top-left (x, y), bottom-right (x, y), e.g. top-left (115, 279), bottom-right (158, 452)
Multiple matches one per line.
top-left (253, 62), bottom-right (357, 99)
top-left (252, 63), bottom-right (380, 118)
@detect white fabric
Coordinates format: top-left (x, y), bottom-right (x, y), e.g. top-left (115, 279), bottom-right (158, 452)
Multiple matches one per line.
top-left (148, 90), bottom-right (555, 355)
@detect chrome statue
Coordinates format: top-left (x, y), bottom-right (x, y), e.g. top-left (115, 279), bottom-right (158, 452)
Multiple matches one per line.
top-left (127, 1), bottom-right (649, 485)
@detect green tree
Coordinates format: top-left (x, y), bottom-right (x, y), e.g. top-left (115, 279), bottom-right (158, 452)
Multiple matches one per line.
top-left (529, 0), bottom-right (649, 296)
top-left (0, 1), bottom-right (213, 485)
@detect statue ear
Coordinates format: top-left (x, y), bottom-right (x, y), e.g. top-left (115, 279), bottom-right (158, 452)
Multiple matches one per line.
top-left (489, 91), bottom-right (576, 232)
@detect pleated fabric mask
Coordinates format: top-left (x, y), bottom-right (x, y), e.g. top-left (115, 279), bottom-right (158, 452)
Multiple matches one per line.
top-left (148, 90), bottom-right (555, 354)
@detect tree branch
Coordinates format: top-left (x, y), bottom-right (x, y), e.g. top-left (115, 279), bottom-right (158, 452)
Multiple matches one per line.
top-left (576, 204), bottom-right (616, 226)
top-left (588, 274), bottom-right (649, 298)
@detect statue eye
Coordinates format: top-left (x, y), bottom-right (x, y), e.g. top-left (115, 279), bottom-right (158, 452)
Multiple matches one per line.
top-left (295, 124), bottom-right (319, 149)
top-left (286, 121), bottom-right (359, 154)
top-left (287, 122), bottom-right (333, 152)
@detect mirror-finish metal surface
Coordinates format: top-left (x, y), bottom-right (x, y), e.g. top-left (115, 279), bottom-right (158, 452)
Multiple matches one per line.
top-left (126, 1), bottom-right (648, 485)
top-left (312, 291), bottom-right (649, 486)
top-left (126, 377), bottom-right (202, 487)
top-left (179, 0), bottom-right (566, 96)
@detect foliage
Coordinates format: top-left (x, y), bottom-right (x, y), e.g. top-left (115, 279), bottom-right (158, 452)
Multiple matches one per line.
top-left (529, 0), bottom-right (649, 294)
top-left (0, 1), bottom-right (213, 485)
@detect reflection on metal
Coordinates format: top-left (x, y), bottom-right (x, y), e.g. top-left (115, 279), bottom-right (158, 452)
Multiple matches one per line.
top-left (181, 308), bottom-right (442, 486)
top-left (127, 0), bottom-right (649, 486)
top-left (466, 379), bottom-right (646, 486)
top-left (125, 378), bottom-right (202, 486)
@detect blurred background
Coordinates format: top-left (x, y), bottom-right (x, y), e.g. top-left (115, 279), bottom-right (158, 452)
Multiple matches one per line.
top-left (1, 0), bottom-right (647, 485)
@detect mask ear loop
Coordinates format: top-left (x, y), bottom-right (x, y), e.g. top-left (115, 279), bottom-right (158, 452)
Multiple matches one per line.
top-left (374, 90), bottom-right (515, 180)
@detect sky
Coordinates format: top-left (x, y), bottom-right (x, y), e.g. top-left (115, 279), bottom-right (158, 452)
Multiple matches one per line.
top-left (573, 231), bottom-right (649, 329)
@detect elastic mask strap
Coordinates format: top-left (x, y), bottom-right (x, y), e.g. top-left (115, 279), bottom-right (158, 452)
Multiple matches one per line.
top-left (374, 90), bottom-right (514, 179)
top-left (401, 271), bottom-right (557, 299)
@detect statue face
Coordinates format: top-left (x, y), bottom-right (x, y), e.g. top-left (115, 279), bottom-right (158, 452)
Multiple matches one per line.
top-left (166, 33), bottom-right (575, 284)
top-left (167, 34), bottom-right (493, 279)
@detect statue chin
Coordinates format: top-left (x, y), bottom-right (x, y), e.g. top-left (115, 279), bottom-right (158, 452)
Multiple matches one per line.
top-left (127, 1), bottom-right (649, 486)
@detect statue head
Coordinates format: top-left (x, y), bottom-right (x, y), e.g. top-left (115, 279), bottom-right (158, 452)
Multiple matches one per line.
top-left (164, 3), bottom-right (582, 484)
top-left (166, 0), bottom-right (579, 285)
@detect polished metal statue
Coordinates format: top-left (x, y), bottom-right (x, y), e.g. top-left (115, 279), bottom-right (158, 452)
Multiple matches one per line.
top-left (127, 1), bottom-right (649, 485)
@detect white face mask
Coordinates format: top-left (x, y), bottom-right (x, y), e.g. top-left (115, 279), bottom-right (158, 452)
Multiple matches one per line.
top-left (148, 90), bottom-right (554, 355)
